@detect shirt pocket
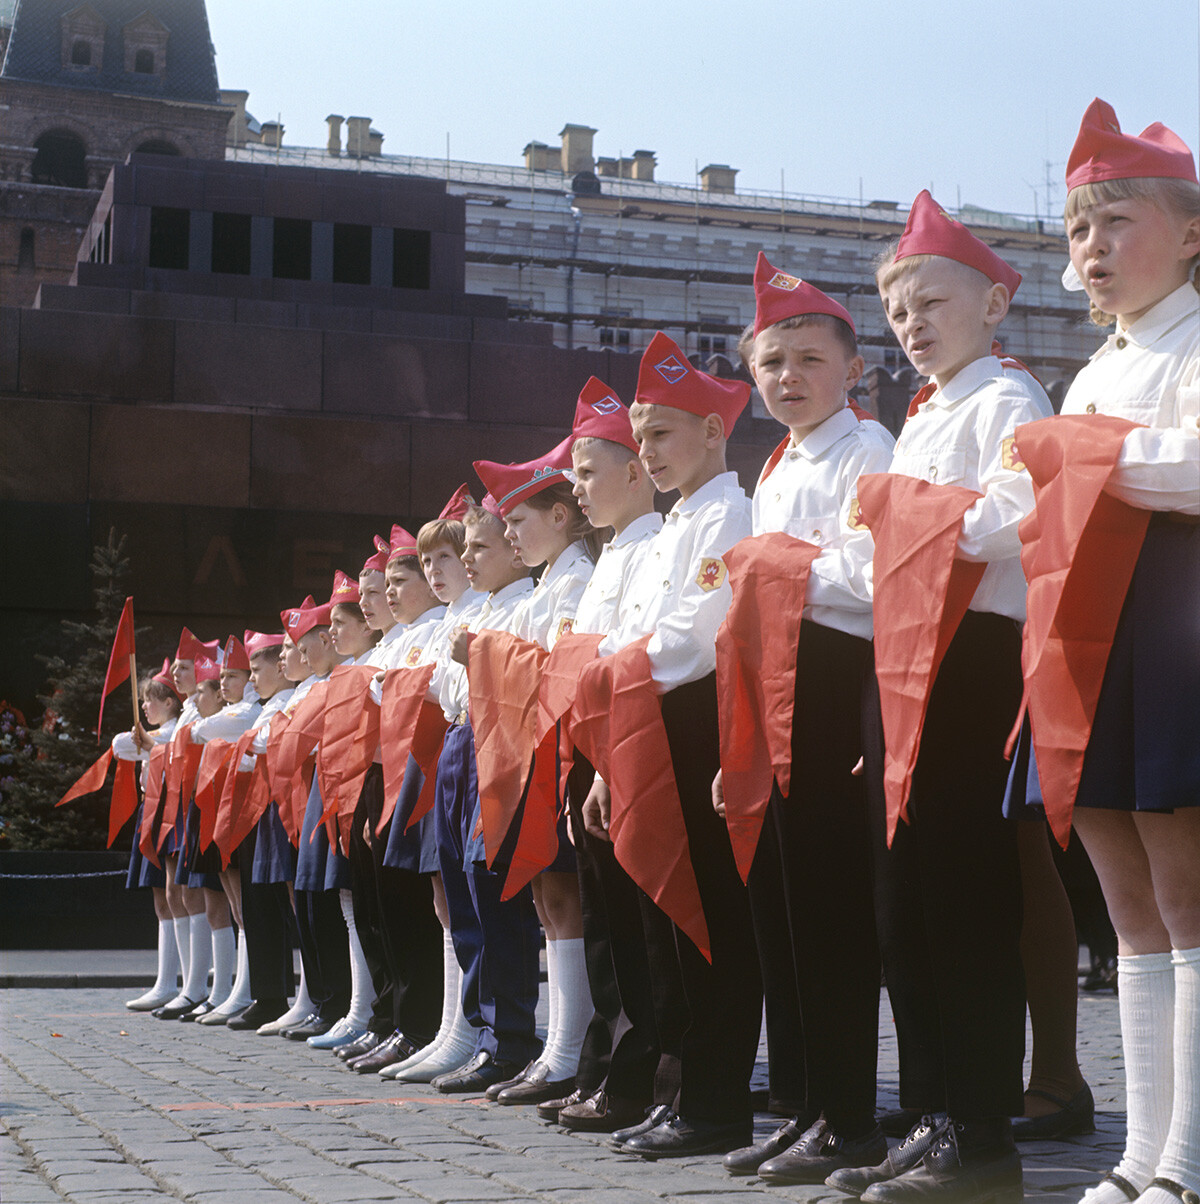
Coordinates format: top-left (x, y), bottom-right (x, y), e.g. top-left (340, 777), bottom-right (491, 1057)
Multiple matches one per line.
top-left (782, 512), bottom-right (842, 548)
top-left (890, 443), bottom-right (969, 487)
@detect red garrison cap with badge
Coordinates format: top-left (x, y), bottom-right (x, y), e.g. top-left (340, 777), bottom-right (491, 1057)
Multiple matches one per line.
top-left (386, 524), bottom-right (420, 564)
top-left (439, 484), bottom-right (473, 522)
top-left (279, 596), bottom-right (320, 638)
top-left (329, 570), bottom-right (361, 607)
top-left (176, 627), bottom-right (220, 664)
top-left (194, 649), bottom-right (220, 683)
top-left (753, 252), bottom-right (855, 338)
top-left (894, 190), bottom-right (1022, 298)
top-left (474, 436), bottom-right (575, 518)
top-left (152, 657), bottom-right (185, 700)
top-left (572, 377), bottom-right (638, 453)
top-left (288, 602), bottom-right (333, 641)
top-left (635, 331), bottom-right (751, 433)
top-left (1067, 98), bottom-right (1197, 190)
top-left (222, 635), bottom-right (250, 672)
top-left (361, 537), bottom-right (390, 576)
top-left (243, 629), bottom-right (284, 658)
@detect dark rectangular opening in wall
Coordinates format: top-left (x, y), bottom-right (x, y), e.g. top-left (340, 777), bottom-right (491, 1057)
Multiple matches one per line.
top-left (211, 211), bottom-right (252, 275)
top-left (272, 217), bottom-right (312, 280)
top-left (332, 223), bottom-right (372, 285)
top-left (392, 228), bottom-right (431, 289)
top-left (148, 206), bottom-right (190, 270)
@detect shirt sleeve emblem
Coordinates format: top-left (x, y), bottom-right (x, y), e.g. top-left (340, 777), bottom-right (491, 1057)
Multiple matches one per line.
top-left (1001, 435), bottom-right (1026, 473)
top-left (695, 558), bottom-right (727, 591)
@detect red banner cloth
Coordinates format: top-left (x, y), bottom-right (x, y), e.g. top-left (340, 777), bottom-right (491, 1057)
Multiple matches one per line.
top-left (157, 723), bottom-right (202, 851)
top-left (98, 597), bottom-right (135, 738)
top-left (138, 744), bottom-right (168, 866)
top-left (857, 473), bottom-right (986, 845)
top-left (56, 748), bottom-right (112, 807)
top-left (213, 727), bottom-right (271, 865)
top-left (377, 665), bottom-right (441, 832)
top-left (314, 665), bottom-right (379, 851)
top-left (1011, 415), bottom-right (1151, 847)
top-left (194, 739), bottom-right (235, 852)
top-left (270, 684), bottom-right (329, 842)
top-left (107, 756), bottom-right (138, 847)
top-left (716, 533), bottom-right (821, 882)
top-left (468, 630), bottom-right (549, 866)
top-left (567, 635), bottom-right (710, 961)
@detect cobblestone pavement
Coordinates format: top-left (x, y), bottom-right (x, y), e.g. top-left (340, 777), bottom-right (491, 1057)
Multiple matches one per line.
top-left (1, 980), bottom-right (1124, 1204)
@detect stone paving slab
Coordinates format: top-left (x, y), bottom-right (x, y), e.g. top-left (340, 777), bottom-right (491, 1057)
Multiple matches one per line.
top-left (1, 985), bottom-right (1123, 1203)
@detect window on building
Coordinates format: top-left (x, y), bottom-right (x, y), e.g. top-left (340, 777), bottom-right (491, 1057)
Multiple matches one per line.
top-left (148, 206), bottom-right (190, 270)
top-left (18, 228), bottom-right (36, 273)
top-left (71, 39), bottom-right (92, 65)
top-left (31, 131), bottom-right (89, 189)
top-left (135, 140), bottom-right (180, 156)
top-left (273, 217), bottom-right (312, 280)
top-left (392, 228), bottom-right (431, 289)
top-left (599, 327), bottom-right (631, 349)
top-left (211, 211), bottom-right (252, 276)
top-left (133, 47), bottom-right (154, 73)
top-left (333, 223), bottom-right (372, 286)
top-left (698, 334), bottom-right (728, 356)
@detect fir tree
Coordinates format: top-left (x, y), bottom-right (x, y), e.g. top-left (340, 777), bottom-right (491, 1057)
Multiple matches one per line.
top-left (1, 530), bottom-right (144, 850)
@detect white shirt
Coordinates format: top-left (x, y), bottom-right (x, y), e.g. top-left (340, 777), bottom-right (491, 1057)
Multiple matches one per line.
top-left (889, 356), bottom-right (1053, 622)
top-left (112, 716), bottom-right (177, 762)
top-left (237, 687), bottom-right (294, 770)
top-left (366, 607), bottom-right (448, 702)
top-left (189, 689), bottom-right (262, 744)
top-left (574, 512), bottom-right (664, 636)
top-left (179, 696), bottom-right (201, 726)
top-left (513, 541), bottom-right (595, 650)
top-left (1061, 283), bottom-right (1200, 515)
top-left (250, 674), bottom-right (317, 754)
top-left (437, 578), bottom-right (535, 720)
top-left (752, 405), bottom-right (896, 640)
top-left (600, 470), bottom-right (753, 692)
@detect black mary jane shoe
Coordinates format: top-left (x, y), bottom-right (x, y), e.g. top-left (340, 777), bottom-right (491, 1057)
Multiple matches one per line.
top-left (1011, 1085), bottom-right (1095, 1141)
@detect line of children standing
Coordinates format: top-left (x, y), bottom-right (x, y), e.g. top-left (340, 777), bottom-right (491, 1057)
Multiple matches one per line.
top-left (103, 95), bottom-right (1198, 1204)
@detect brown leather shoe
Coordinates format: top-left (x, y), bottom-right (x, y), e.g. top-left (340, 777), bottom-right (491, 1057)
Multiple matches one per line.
top-left (495, 1061), bottom-right (575, 1105)
top-left (559, 1089), bottom-right (647, 1132)
top-left (349, 1031), bottom-right (418, 1074)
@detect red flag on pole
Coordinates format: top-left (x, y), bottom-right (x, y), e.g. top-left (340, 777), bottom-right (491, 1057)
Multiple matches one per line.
top-left (98, 597), bottom-right (135, 739)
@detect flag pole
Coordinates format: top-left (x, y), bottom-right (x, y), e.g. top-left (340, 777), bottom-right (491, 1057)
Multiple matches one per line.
top-left (130, 649), bottom-right (141, 740)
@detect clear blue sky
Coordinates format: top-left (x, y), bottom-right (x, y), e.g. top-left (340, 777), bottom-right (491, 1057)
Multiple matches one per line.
top-left (206, 0), bottom-right (1199, 220)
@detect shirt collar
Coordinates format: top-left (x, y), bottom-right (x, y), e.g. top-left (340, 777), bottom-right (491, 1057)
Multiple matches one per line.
top-left (669, 470), bottom-right (739, 520)
top-left (609, 510), bottom-right (664, 549)
top-left (792, 404), bottom-right (859, 460)
top-left (483, 577), bottom-right (533, 610)
top-left (537, 540), bottom-right (592, 588)
top-left (377, 623), bottom-right (405, 646)
top-left (1113, 282), bottom-right (1200, 351)
top-left (924, 356), bottom-right (1003, 409)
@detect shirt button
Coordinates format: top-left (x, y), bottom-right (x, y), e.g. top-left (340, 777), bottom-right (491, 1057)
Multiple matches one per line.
top-left (634, 604), bottom-right (641, 612)
top-left (929, 466), bottom-right (938, 479)
top-left (1115, 337), bottom-right (1127, 349)
top-left (1086, 403), bottom-right (1097, 414)
top-left (775, 493), bottom-right (782, 502)
top-left (811, 530), bottom-right (823, 543)
top-left (663, 580), bottom-right (671, 589)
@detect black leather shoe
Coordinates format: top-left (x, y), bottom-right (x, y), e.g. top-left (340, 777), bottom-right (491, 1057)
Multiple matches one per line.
top-left (560, 1089), bottom-right (652, 1133)
top-left (861, 1119), bottom-right (1023, 1204)
top-left (485, 1058), bottom-right (539, 1101)
top-left (337, 1031), bottom-right (383, 1062)
top-left (349, 1031), bottom-right (418, 1074)
top-left (828, 1113), bottom-right (951, 1196)
top-left (226, 998), bottom-right (287, 1030)
top-left (282, 1015), bottom-right (332, 1041)
top-left (623, 1113), bottom-right (750, 1159)
top-left (724, 1116), bottom-right (808, 1175)
top-left (152, 997), bottom-right (200, 1020)
top-left (432, 1051), bottom-right (523, 1094)
top-left (537, 1087), bottom-right (585, 1122)
top-left (180, 1000), bottom-right (216, 1022)
top-left (759, 1118), bottom-right (887, 1184)
top-left (1012, 1085), bottom-right (1095, 1141)
top-left (496, 1061), bottom-right (574, 1106)
top-left (879, 1108), bottom-right (928, 1139)
top-left (611, 1104), bottom-right (674, 1146)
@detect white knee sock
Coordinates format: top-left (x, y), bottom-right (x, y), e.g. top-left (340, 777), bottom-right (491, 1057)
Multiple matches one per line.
top-left (172, 915), bottom-right (192, 983)
top-left (539, 938), bottom-right (559, 1068)
top-left (180, 913), bottom-right (213, 1002)
top-left (339, 889), bottom-right (373, 1030)
top-left (541, 937), bottom-right (591, 1079)
top-left (207, 925), bottom-right (236, 1008)
top-left (1084, 952), bottom-right (1175, 1204)
top-left (215, 930), bottom-right (253, 1015)
top-left (387, 932), bottom-right (474, 1080)
top-left (127, 919), bottom-right (181, 1008)
top-left (1140, 947), bottom-right (1200, 1203)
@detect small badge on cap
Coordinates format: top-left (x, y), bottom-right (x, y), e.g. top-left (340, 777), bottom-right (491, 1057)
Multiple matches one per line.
top-left (768, 271), bottom-right (802, 291)
top-left (654, 355), bottom-right (689, 385)
top-left (591, 397), bottom-right (621, 415)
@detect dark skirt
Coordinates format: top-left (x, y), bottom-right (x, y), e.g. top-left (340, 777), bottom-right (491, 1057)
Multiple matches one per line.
top-left (174, 799), bottom-right (220, 890)
top-left (125, 798), bottom-right (166, 889)
top-left (294, 777), bottom-right (351, 892)
top-left (382, 755), bottom-right (441, 874)
top-left (251, 801), bottom-right (295, 884)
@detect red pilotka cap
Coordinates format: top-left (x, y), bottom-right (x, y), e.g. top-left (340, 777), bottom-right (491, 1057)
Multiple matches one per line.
top-left (474, 437), bottom-right (575, 518)
top-left (152, 657), bottom-right (185, 700)
top-left (753, 252), bottom-right (855, 338)
top-left (175, 627), bottom-right (220, 663)
top-left (1066, 98), bottom-right (1197, 190)
top-left (635, 331), bottom-right (750, 433)
top-left (361, 537), bottom-right (390, 576)
top-left (894, 191), bottom-right (1022, 298)
top-left (329, 569), bottom-right (360, 607)
top-left (243, 629), bottom-right (284, 657)
top-left (279, 596), bottom-right (317, 638)
top-left (288, 602), bottom-right (333, 641)
top-left (194, 649), bottom-right (220, 683)
top-left (439, 483), bottom-right (473, 522)
top-left (572, 377), bottom-right (638, 453)
top-left (222, 635), bottom-right (250, 672)
top-left (386, 524), bottom-right (419, 565)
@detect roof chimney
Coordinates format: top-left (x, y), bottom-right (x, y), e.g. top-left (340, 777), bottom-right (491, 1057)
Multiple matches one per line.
top-left (631, 150), bottom-right (656, 182)
top-left (560, 124), bottom-right (597, 174)
top-left (220, 89), bottom-right (250, 148)
top-left (699, 163), bottom-right (737, 194)
top-left (346, 115), bottom-right (372, 158)
top-left (326, 114), bottom-right (343, 155)
top-left (523, 140), bottom-right (557, 172)
top-left (259, 120), bottom-right (284, 150)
